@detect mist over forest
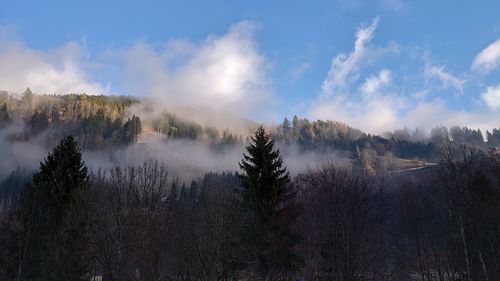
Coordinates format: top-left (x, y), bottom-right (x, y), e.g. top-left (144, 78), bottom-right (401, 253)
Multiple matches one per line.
top-left (0, 88), bottom-right (498, 183)
top-left (1, 1), bottom-right (500, 279)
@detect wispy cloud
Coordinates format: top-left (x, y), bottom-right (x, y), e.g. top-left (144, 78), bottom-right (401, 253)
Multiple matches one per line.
top-left (312, 17), bottom-right (406, 132)
top-left (425, 65), bottom-right (465, 94)
top-left (289, 62), bottom-right (311, 81)
top-left (472, 39), bottom-right (500, 72)
top-left (360, 69), bottom-right (392, 95)
top-left (321, 17), bottom-right (379, 96)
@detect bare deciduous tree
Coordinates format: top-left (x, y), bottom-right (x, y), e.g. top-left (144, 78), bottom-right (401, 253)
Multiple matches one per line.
top-left (296, 163), bottom-right (388, 281)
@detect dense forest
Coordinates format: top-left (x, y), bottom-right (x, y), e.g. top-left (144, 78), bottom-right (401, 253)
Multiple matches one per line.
top-left (1, 89), bottom-right (498, 155)
top-left (0, 91), bottom-right (500, 280)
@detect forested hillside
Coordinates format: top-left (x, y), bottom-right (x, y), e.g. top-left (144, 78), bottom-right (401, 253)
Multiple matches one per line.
top-left (1, 90), bottom-right (498, 155)
top-left (0, 90), bottom-right (499, 187)
top-left (0, 88), bottom-right (141, 149)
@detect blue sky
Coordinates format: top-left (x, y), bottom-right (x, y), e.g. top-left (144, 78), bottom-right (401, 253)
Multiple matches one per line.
top-left (1, 0), bottom-right (499, 133)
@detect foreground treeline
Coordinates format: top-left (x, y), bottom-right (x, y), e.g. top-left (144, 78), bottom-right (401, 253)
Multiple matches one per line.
top-left (0, 128), bottom-right (499, 281)
top-left (392, 145), bottom-right (500, 281)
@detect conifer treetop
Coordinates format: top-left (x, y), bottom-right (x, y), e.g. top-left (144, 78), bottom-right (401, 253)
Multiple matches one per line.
top-left (239, 126), bottom-right (290, 221)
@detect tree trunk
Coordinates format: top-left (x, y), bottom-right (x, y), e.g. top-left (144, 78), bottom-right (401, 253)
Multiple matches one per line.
top-left (459, 214), bottom-right (471, 281)
top-left (478, 250), bottom-right (489, 281)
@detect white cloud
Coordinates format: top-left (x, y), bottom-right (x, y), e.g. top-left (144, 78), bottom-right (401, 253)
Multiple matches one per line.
top-left (360, 69), bottom-right (391, 94)
top-left (123, 21), bottom-right (271, 119)
top-left (311, 93), bottom-right (402, 133)
top-left (0, 39), bottom-right (109, 95)
top-left (321, 17), bottom-right (379, 96)
top-left (412, 90), bottom-right (428, 100)
top-left (482, 84), bottom-right (500, 110)
top-left (400, 100), bottom-right (464, 129)
top-left (472, 39), bottom-right (500, 72)
top-left (400, 99), bottom-right (500, 136)
top-left (313, 67), bottom-right (401, 132)
top-left (425, 65), bottom-right (465, 94)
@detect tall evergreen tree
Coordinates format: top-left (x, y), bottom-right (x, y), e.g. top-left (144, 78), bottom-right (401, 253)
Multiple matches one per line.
top-left (129, 115), bottom-right (142, 143)
top-left (119, 115), bottom-right (142, 144)
top-left (0, 167), bottom-right (31, 203)
top-left (239, 126), bottom-right (290, 222)
top-left (239, 126), bottom-right (300, 280)
top-left (15, 136), bottom-right (91, 281)
top-left (281, 118), bottom-right (291, 134)
top-left (20, 88), bottom-right (34, 119)
top-left (0, 103), bottom-right (10, 127)
top-left (30, 111), bottom-right (49, 135)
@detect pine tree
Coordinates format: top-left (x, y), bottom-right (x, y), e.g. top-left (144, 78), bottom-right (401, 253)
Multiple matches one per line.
top-left (239, 126), bottom-right (300, 280)
top-left (15, 136), bottom-right (91, 280)
top-left (31, 135), bottom-right (88, 218)
top-left (20, 88), bottom-right (34, 119)
top-left (282, 117), bottom-right (290, 132)
top-left (0, 103), bottom-right (10, 127)
top-left (0, 167), bottom-right (31, 203)
top-left (119, 115), bottom-right (142, 145)
top-left (239, 126), bottom-right (290, 222)
top-left (30, 111), bottom-right (49, 135)
top-left (292, 115), bottom-right (299, 129)
top-left (129, 115), bottom-right (142, 143)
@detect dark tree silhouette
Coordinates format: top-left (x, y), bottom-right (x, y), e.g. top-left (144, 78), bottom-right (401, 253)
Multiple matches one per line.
top-left (239, 126), bottom-right (290, 222)
top-left (13, 136), bottom-right (91, 280)
top-left (239, 126), bottom-right (301, 281)
top-left (0, 103), bottom-right (10, 127)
